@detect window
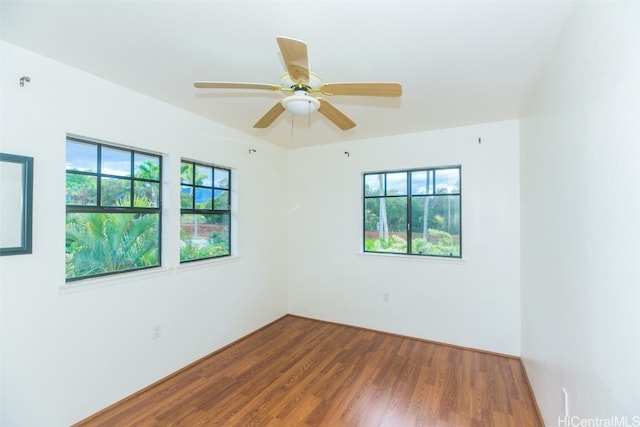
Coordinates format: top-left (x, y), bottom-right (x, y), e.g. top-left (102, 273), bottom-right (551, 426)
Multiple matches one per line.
top-left (65, 136), bottom-right (162, 281)
top-left (363, 167), bottom-right (461, 257)
top-left (180, 160), bottom-right (231, 262)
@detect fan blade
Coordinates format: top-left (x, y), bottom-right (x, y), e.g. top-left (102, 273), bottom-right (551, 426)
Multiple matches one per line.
top-left (320, 82), bottom-right (402, 97)
top-left (194, 81), bottom-right (282, 91)
top-left (253, 102), bottom-right (286, 128)
top-left (317, 98), bottom-right (356, 130)
top-left (277, 37), bottom-right (310, 84)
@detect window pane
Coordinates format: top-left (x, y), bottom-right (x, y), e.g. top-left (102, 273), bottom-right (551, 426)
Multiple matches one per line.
top-left (180, 213), bottom-right (230, 261)
top-left (411, 195), bottom-right (460, 256)
top-left (411, 170), bottom-right (433, 195)
top-left (214, 168), bottom-right (229, 188)
top-left (101, 147), bottom-right (131, 177)
top-left (195, 188), bottom-right (212, 209)
top-left (101, 177), bottom-right (131, 206)
top-left (411, 196), bottom-right (432, 255)
top-left (386, 196), bottom-right (407, 240)
top-left (364, 198), bottom-right (380, 242)
top-left (134, 153), bottom-right (160, 180)
top-left (386, 172), bottom-right (407, 196)
top-left (181, 162), bottom-right (194, 185)
top-left (134, 181), bottom-right (159, 207)
top-left (181, 185), bottom-right (193, 209)
top-left (431, 195), bottom-right (461, 235)
top-left (435, 168), bottom-right (460, 194)
top-left (363, 197), bottom-right (407, 253)
top-left (66, 173), bottom-right (97, 205)
top-left (364, 174), bottom-right (384, 196)
top-left (410, 195), bottom-right (430, 242)
top-left (66, 140), bottom-right (97, 172)
top-left (66, 212), bottom-right (160, 280)
top-left (214, 189), bottom-right (229, 210)
top-left (195, 165), bottom-right (212, 186)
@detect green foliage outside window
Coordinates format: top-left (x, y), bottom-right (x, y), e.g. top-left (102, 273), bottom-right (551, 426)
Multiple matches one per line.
top-left (363, 167), bottom-right (461, 257)
top-left (66, 211), bottom-right (159, 279)
top-left (65, 137), bottom-right (162, 281)
top-left (180, 160), bottom-right (231, 262)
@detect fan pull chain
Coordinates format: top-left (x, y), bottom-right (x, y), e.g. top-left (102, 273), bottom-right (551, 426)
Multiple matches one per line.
top-left (289, 100), bottom-right (315, 137)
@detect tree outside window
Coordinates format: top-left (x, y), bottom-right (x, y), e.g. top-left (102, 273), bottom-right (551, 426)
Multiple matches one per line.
top-left (363, 167), bottom-right (461, 257)
top-left (180, 160), bottom-right (231, 262)
top-left (65, 137), bottom-right (162, 281)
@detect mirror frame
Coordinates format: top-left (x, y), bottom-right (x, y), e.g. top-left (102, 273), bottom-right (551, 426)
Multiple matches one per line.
top-left (0, 153), bottom-right (33, 256)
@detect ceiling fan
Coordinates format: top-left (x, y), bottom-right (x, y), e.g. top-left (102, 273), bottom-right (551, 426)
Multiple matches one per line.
top-left (193, 37), bottom-right (402, 131)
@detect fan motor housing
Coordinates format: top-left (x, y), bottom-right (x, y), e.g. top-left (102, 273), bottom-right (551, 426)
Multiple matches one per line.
top-left (280, 72), bottom-right (323, 90)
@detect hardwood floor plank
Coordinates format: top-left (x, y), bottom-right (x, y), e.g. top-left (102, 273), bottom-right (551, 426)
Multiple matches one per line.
top-left (74, 315), bottom-right (542, 427)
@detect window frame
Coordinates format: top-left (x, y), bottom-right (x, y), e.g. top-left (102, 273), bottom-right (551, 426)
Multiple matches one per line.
top-left (362, 165), bottom-right (462, 258)
top-left (179, 159), bottom-right (232, 263)
top-left (65, 135), bottom-right (163, 282)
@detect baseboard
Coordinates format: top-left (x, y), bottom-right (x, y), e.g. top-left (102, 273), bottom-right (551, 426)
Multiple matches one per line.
top-left (287, 313), bottom-right (521, 360)
top-left (519, 358), bottom-right (546, 427)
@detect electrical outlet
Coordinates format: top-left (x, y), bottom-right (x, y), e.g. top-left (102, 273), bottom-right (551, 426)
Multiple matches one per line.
top-left (383, 292), bottom-right (390, 303)
top-left (152, 324), bottom-right (161, 340)
top-left (561, 387), bottom-right (569, 418)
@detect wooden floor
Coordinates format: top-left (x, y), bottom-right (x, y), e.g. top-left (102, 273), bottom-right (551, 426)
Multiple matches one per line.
top-left (75, 315), bottom-right (542, 427)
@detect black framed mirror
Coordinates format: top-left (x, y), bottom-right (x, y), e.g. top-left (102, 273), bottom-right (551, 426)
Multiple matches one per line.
top-left (0, 153), bottom-right (33, 255)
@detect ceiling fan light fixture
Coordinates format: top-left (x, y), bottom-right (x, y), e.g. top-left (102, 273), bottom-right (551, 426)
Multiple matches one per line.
top-left (194, 37), bottom-right (402, 130)
top-left (282, 90), bottom-right (320, 116)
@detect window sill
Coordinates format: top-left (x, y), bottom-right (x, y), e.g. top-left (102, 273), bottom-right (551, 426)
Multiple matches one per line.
top-left (59, 256), bottom-right (240, 294)
top-left (357, 251), bottom-right (466, 265)
top-left (176, 255), bottom-right (240, 272)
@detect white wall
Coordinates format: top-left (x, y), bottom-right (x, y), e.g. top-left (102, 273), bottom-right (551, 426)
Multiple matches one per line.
top-left (287, 120), bottom-right (521, 355)
top-left (0, 42), bottom-right (288, 426)
top-left (520, 2), bottom-right (640, 424)
top-left (12, 3), bottom-right (640, 422)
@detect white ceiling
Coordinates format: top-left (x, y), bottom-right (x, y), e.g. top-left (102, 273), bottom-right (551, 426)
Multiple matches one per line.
top-left (1, 0), bottom-right (576, 149)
